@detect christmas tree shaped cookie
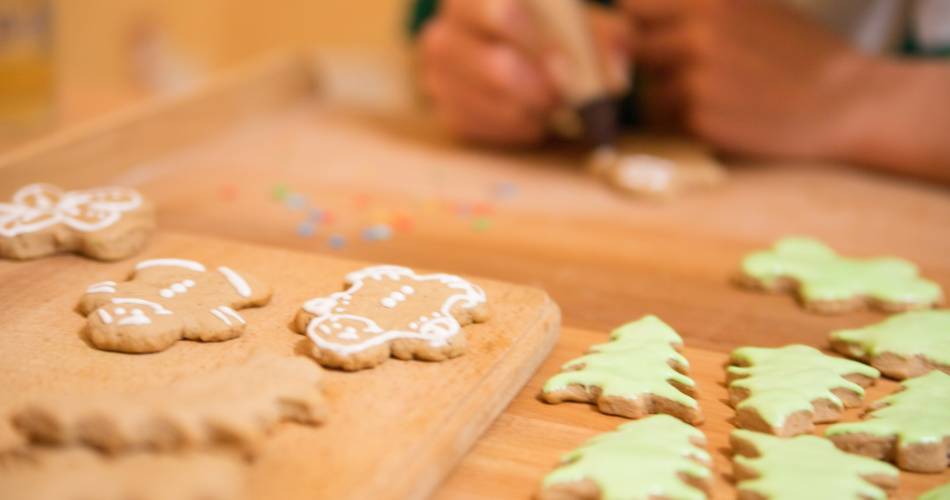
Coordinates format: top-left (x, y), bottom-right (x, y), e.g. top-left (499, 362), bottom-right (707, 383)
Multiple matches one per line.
top-left (739, 237), bottom-right (942, 314)
top-left (731, 430), bottom-right (898, 500)
top-left (539, 415), bottom-right (712, 500)
top-left (727, 345), bottom-right (879, 436)
top-left (541, 316), bottom-right (702, 424)
top-left (831, 309), bottom-right (950, 380)
top-left (827, 370), bottom-right (950, 472)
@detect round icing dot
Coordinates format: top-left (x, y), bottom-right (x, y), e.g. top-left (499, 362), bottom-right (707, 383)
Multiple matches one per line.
top-left (381, 297), bottom-right (397, 308)
top-left (419, 315), bottom-right (428, 322)
top-left (344, 327), bottom-right (356, 334)
top-left (401, 285), bottom-right (414, 294)
top-left (183, 279), bottom-right (195, 287)
top-left (334, 307), bottom-right (344, 312)
top-left (391, 292), bottom-right (406, 301)
top-left (115, 307), bottom-right (126, 315)
top-left (409, 322), bottom-right (418, 330)
top-left (160, 289), bottom-right (174, 298)
top-left (332, 323), bottom-right (342, 329)
top-left (171, 283), bottom-right (187, 293)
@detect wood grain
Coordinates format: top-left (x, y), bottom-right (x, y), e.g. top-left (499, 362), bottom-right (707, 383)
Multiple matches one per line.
top-left (0, 232), bottom-right (560, 500)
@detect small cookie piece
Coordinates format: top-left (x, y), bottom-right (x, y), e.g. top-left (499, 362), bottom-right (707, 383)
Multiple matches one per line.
top-left (78, 258), bottom-right (272, 353)
top-left (11, 355), bottom-right (325, 454)
top-left (0, 449), bottom-right (245, 500)
top-left (541, 315), bottom-right (702, 424)
top-left (293, 265), bottom-right (488, 371)
top-left (589, 148), bottom-right (724, 198)
top-left (539, 415), bottom-right (712, 500)
top-left (830, 309), bottom-right (950, 380)
top-left (919, 482), bottom-right (950, 500)
top-left (731, 430), bottom-right (899, 500)
top-left (738, 237), bottom-right (943, 314)
top-left (0, 183), bottom-right (154, 261)
top-left (727, 345), bottom-right (880, 436)
top-left (826, 370), bottom-right (950, 473)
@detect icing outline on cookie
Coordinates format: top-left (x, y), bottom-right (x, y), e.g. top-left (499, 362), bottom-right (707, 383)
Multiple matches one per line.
top-left (0, 183), bottom-right (142, 237)
top-left (303, 265), bottom-right (486, 356)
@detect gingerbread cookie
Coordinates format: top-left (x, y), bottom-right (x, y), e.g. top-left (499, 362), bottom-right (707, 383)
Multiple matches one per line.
top-left (830, 309), bottom-right (950, 380)
top-left (0, 183), bottom-right (154, 261)
top-left (77, 258), bottom-right (272, 353)
top-left (0, 449), bottom-right (245, 500)
top-left (293, 265), bottom-right (488, 371)
top-left (541, 315), bottom-right (702, 424)
top-left (826, 370), bottom-right (950, 473)
top-left (738, 237), bottom-right (943, 314)
top-left (11, 355), bottom-right (325, 454)
top-left (589, 148), bottom-right (724, 198)
top-left (731, 430), bottom-right (898, 500)
top-left (539, 415), bottom-right (712, 500)
top-left (727, 345), bottom-right (879, 436)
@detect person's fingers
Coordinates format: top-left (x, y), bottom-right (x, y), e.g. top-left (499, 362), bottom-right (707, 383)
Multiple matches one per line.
top-left (419, 19), bottom-right (557, 113)
top-left (618, 0), bottom-right (691, 27)
top-left (422, 65), bottom-right (547, 145)
top-left (588, 6), bottom-right (634, 94)
top-left (441, 0), bottom-right (540, 49)
top-left (636, 20), bottom-right (710, 69)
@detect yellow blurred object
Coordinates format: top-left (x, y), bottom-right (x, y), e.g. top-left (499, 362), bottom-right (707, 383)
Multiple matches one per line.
top-left (0, 0), bottom-right (54, 130)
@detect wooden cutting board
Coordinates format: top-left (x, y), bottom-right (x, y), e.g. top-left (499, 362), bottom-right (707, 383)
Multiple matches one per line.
top-left (0, 232), bottom-right (561, 500)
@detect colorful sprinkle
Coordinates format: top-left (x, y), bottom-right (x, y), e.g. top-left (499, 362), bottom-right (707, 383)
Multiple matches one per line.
top-left (308, 207), bottom-right (323, 221)
top-left (271, 183), bottom-right (289, 201)
top-left (362, 224), bottom-right (393, 241)
top-left (285, 193), bottom-right (307, 210)
top-left (328, 234), bottom-right (346, 249)
top-left (391, 214), bottom-right (414, 232)
top-left (492, 181), bottom-right (519, 200)
top-left (472, 202), bottom-right (493, 216)
top-left (321, 210), bottom-right (336, 225)
top-left (472, 217), bottom-right (492, 232)
top-left (297, 221), bottom-right (316, 238)
top-left (354, 193), bottom-right (372, 209)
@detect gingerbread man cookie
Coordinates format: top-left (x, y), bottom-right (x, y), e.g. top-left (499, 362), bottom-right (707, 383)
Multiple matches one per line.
top-left (827, 370), bottom-right (950, 473)
top-left (293, 265), bottom-right (489, 370)
top-left (539, 415), bottom-right (712, 500)
top-left (830, 309), bottom-right (950, 380)
top-left (78, 258), bottom-right (272, 353)
top-left (727, 345), bottom-right (879, 436)
top-left (738, 237), bottom-right (943, 314)
top-left (12, 355), bottom-right (325, 455)
top-left (0, 183), bottom-right (154, 261)
top-left (541, 316), bottom-right (702, 424)
top-left (731, 430), bottom-right (898, 500)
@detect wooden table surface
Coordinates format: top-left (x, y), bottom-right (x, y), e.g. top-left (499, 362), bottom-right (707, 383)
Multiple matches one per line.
top-left (1, 55), bottom-right (948, 498)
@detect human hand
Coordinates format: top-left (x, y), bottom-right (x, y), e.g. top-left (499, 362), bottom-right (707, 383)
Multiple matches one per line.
top-left (620, 0), bottom-right (867, 160)
top-left (418, 0), bottom-right (632, 146)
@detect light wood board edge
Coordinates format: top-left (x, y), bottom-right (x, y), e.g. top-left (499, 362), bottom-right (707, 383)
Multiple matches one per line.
top-left (0, 50), bottom-right (316, 196)
top-left (385, 296), bottom-right (561, 500)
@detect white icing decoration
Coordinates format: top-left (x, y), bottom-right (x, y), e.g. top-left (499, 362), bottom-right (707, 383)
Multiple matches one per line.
top-left (391, 292), bottom-right (406, 301)
top-left (210, 308), bottom-right (231, 326)
top-left (117, 308), bottom-right (151, 326)
top-left (218, 306), bottom-right (246, 325)
top-left (97, 309), bottom-right (113, 324)
top-left (114, 307), bottom-right (126, 315)
top-left (86, 281), bottom-right (117, 294)
top-left (183, 279), bottom-right (195, 287)
top-left (135, 258), bottom-right (206, 273)
top-left (112, 298), bottom-right (173, 315)
top-left (0, 184), bottom-right (142, 237)
top-left (381, 297), bottom-right (397, 308)
top-left (401, 285), bottom-right (414, 295)
top-left (171, 283), bottom-right (187, 293)
top-left (160, 289), bottom-right (174, 298)
top-left (302, 265), bottom-right (486, 356)
top-left (217, 266), bottom-right (252, 297)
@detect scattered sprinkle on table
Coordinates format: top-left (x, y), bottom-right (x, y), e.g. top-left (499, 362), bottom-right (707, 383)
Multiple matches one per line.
top-left (328, 234), bottom-right (346, 249)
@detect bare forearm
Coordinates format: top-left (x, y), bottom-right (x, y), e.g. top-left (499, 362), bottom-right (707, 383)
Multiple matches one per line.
top-left (835, 58), bottom-right (950, 183)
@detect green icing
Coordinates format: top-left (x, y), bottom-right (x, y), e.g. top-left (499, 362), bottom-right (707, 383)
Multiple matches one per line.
top-left (826, 370), bottom-right (950, 446)
top-left (831, 309), bottom-right (950, 367)
top-left (728, 345), bottom-right (880, 428)
top-left (919, 482), bottom-right (950, 500)
top-left (733, 430), bottom-right (898, 500)
top-left (543, 316), bottom-right (698, 409)
top-left (543, 415), bottom-right (711, 500)
top-left (741, 237), bottom-right (942, 305)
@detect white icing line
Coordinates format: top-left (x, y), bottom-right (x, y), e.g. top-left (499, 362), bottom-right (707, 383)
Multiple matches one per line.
top-left (210, 308), bottom-right (231, 326)
top-left (112, 297), bottom-right (173, 315)
top-left (218, 306), bottom-right (246, 325)
top-left (97, 309), bottom-right (113, 324)
top-left (0, 184), bottom-right (143, 237)
top-left (86, 286), bottom-right (116, 294)
top-left (217, 266), bottom-right (252, 297)
top-left (160, 289), bottom-right (174, 298)
top-left (135, 259), bottom-right (206, 273)
top-left (117, 309), bottom-right (151, 326)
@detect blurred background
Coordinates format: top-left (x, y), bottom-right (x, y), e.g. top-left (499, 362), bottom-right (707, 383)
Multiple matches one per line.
top-left (0, 0), bottom-right (407, 151)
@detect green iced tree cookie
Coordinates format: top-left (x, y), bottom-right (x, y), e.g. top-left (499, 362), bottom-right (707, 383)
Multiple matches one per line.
top-left (919, 482), bottom-right (950, 500)
top-left (732, 430), bottom-right (899, 500)
top-left (831, 309), bottom-right (950, 379)
top-left (826, 370), bottom-right (950, 472)
top-left (540, 415), bottom-right (711, 500)
top-left (740, 237), bottom-right (942, 314)
top-left (541, 315), bottom-right (702, 423)
top-left (728, 345), bottom-right (880, 436)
